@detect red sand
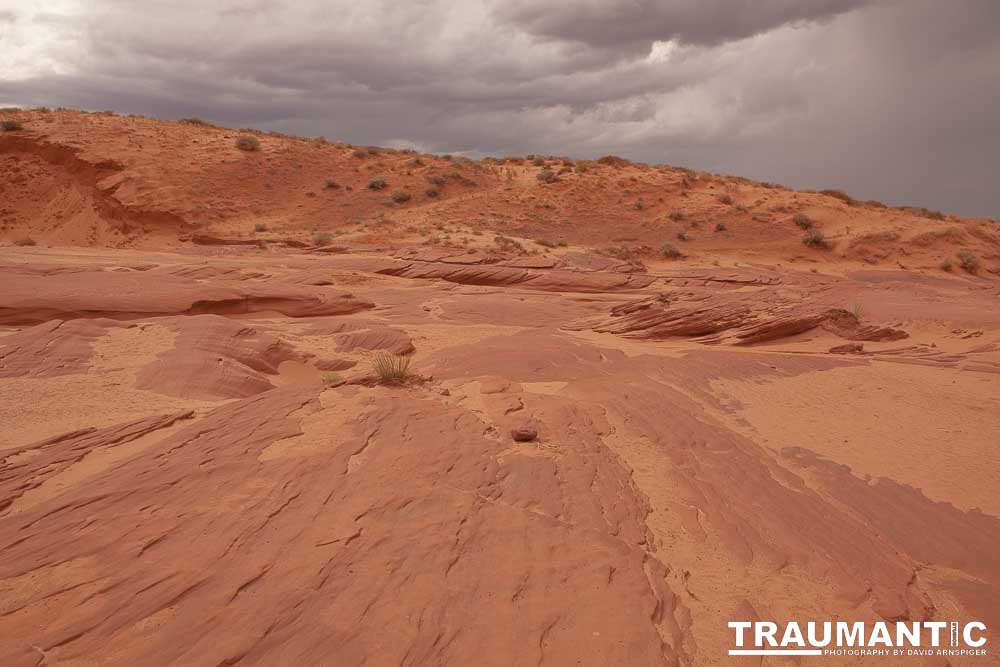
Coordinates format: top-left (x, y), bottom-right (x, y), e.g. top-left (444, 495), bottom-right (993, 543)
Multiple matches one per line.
top-left (1, 109), bottom-right (998, 665)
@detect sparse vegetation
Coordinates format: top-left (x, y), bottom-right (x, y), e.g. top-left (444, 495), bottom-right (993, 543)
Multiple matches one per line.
top-left (537, 168), bottom-right (557, 184)
top-left (661, 243), bottom-right (682, 258)
top-left (793, 213), bottom-right (813, 229)
top-left (322, 373), bottom-right (342, 384)
top-left (676, 228), bottom-right (689, 241)
top-left (821, 189), bottom-right (857, 205)
top-left (372, 353), bottom-right (413, 385)
top-left (13, 236), bottom-right (36, 246)
top-left (718, 194), bottom-right (733, 205)
top-left (668, 210), bottom-right (684, 221)
top-left (940, 258), bottom-right (953, 272)
top-left (235, 135), bottom-right (260, 151)
top-left (956, 249), bottom-right (980, 274)
top-left (803, 228), bottom-right (830, 249)
top-left (391, 190), bottom-right (411, 203)
top-left (536, 238), bottom-right (556, 248)
top-left (313, 231), bottom-right (333, 245)
top-left (305, 191), bottom-right (316, 198)
top-left (2, 120), bottom-right (24, 131)
top-left (368, 177), bottom-right (387, 190)
top-left (532, 157), bottom-right (546, 167)
top-left (324, 179), bottom-right (339, 189)
top-left (715, 221), bottom-right (727, 232)
top-left (597, 155), bottom-right (630, 167)
top-left (633, 199), bottom-right (644, 210)
top-left (179, 117), bottom-right (214, 127)
top-left (425, 186), bottom-right (440, 198)
top-left (849, 303), bottom-right (865, 321)
top-left (253, 223), bottom-right (268, 233)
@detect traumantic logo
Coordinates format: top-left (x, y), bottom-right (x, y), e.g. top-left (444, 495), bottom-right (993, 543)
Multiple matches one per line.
top-left (728, 621), bottom-right (989, 658)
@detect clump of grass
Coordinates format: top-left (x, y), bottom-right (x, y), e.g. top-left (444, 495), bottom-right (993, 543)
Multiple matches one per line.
top-left (179, 117), bottom-right (214, 127)
top-left (715, 221), bottom-right (727, 232)
top-left (676, 228), bottom-right (689, 241)
top-left (956, 249), bottom-right (980, 274)
top-left (305, 191), bottom-right (316, 198)
top-left (425, 186), bottom-right (440, 198)
top-left (2, 120), bottom-right (24, 132)
top-left (372, 353), bottom-right (413, 385)
top-left (391, 190), bottom-right (411, 203)
top-left (537, 168), bottom-right (557, 183)
top-left (536, 238), bottom-right (556, 248)
top-left (235, 135), bottom-right (260, 151)
top-left (661, 242), bottom-right (682, 258)
top-left (532, 156), bottom-right (546, 167)
top-left (13, 235), bottom-right (36, 246)
top-left (322, 373), bottom-right (343, 385)
top-left (324, 179), bottom-right (339, 189)
top-left (426, 174), bottom-right (446, 186)
top-left (940, 258), bottom-right (953, 272)
top-left (803, 228), bottom-right (830, 249)
top-left (668, 210), bottom-right (684, 221)
top-left (633, 199), bottom-right (644, 210)
top-left (793, 213), bottom-right (813, 229)
top-left (718, 194), bottom-right (733, 205)
top-left (368, 177), bottom-right (387, 190)
top-left (313, 231), bottom-right (333, 245)
top-left (848, 303), bottom-right (865, 321)
top-left (253, 223), bottom-right (268, 233)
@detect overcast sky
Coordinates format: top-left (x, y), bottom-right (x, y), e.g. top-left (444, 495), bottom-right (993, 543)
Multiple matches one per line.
top-left (1, 0), bottom-right (998, 217)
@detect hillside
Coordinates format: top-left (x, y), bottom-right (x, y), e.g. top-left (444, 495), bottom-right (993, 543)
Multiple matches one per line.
top-left (1, 108), bottom-right (999, 665)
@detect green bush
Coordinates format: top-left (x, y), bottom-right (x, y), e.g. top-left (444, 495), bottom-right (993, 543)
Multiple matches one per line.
top-left (235, 135), bottom-right (260, 151)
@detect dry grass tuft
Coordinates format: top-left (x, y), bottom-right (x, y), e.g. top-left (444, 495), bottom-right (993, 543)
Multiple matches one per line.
top-left (372, 353), bottom-right (413, 385)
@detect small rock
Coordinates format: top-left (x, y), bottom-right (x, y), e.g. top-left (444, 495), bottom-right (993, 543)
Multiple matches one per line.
top-left (511, 426), bottom-right (537, 442)
top-left (439, 388), bottom-right (450, 396)
top-left (829, 342), bottom-right (864, 354)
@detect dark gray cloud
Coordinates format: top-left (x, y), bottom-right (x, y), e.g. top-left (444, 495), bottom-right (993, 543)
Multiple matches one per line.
top-left (1, 0), bottom-right (997, 217)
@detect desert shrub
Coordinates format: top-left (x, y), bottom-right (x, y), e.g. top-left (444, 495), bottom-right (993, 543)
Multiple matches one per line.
top-left (557, 166), bottom-right (572, 175)
top-left (2, 120), bottom-right (23, 131)
top-left (864, 200), bottom-right (887, 209)
top-left (537, 169), bottom-right (557, 183)
top-left (668, 210), bottom-right (684, 221)
top-left (849, 303), bottom-right (865, 321)
top-left (940, 258), bottom-right (953, 272)
top-left (536, 238), bottom-right (556, 248)
top-left (718, 194), bottom-right (733, 205)
top-left (391, 190), bottom-right (411, 203)
top-left (253, 223), bottom-right (268, 232)
top-left (352, 149), bottom-right (370, 158)
top-left (597, 155), bottom-right (630, 167)
top-left (821, 189), bottom-right (856, 205)
top-left (313, 231), bottom-right (333, 245)
top-left (368, 177), bottom-right (387, 190)
top-left (324, 179), bottom-right (339, 189)
top-left (715, 221), bottom-right (727, 232)
top-left (803, 228), bottom-right (830, 249)
top-left (372, 353), bottom-right (412, 385)
top-left (633, 199), bottom-right (644, 210)
top-left (426, 174), bottom-right (446, 186)
top-left (922, 209), bottom-right (946, 220)
top-left (532, 157), bottom-right (546, 167)
top-left (179, 117), bottom-right (214, 127)
top-left (305, 191), bottom-right (316, 198)
top-left (661, 243), bottom-right (682, 258)
top-left (676, 228), bottom-right (689, 241)
top-left (235, 135), bottom-right (260, 151)
top-left (956, 249), bottom-right (980, 274)
top-left (13, 235), bottom-right (36, 246)
top-left (425, 186), bottom-right (440, 198)
top-left (793, 213), bottom-right (813, 229)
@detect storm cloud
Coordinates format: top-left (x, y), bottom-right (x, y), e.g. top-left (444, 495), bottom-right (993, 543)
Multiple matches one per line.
top-left (1, 0), bottom-right (998, 217)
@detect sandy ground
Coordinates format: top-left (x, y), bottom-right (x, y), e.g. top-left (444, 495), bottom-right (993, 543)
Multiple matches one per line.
top-left (1, 109), bottom-right (999, 666)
